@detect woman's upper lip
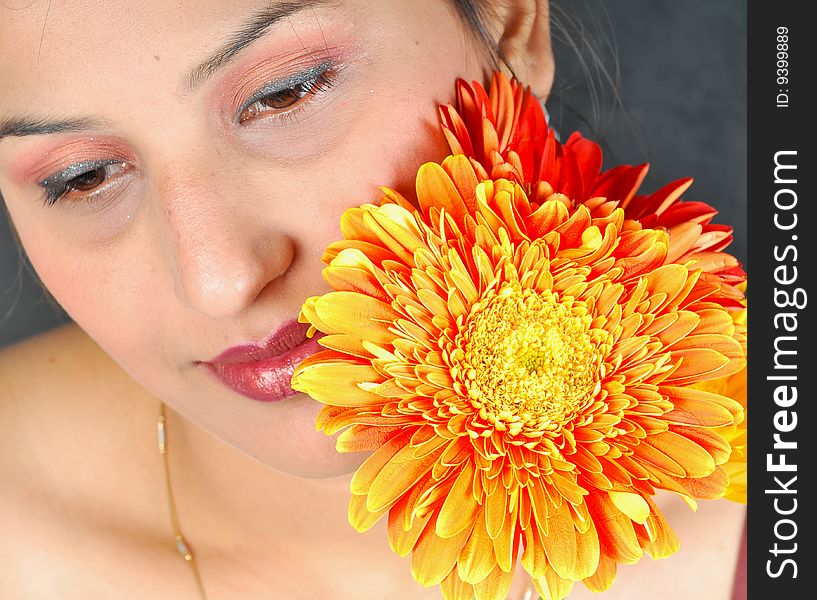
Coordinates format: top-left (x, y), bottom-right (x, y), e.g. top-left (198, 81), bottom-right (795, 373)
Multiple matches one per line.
top-left (206, 319), bottom-right (320, 365)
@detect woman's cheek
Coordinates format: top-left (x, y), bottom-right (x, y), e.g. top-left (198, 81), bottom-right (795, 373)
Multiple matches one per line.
top-left (25, 218), bottom-right (167, 371)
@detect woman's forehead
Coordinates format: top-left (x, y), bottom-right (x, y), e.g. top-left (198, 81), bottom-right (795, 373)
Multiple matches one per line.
top-left (0, 0), bottom-right (354, 109)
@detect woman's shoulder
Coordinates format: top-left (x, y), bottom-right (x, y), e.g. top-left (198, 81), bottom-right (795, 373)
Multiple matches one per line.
top-left (0, 323), bottom-right (156, 423)
top-left (0, 325), bottom-right (175, 598)
top-left (0, 324), bottom-right (148, 465)
top-left (1, 323), bottom-right (119, 396)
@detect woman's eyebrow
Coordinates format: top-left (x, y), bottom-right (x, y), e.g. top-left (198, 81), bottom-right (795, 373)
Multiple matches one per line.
top-left (0, 1), bottom-right (338, 142)
top-left (183, 0), bottom-right (338, 93)
top-left (0, 116), bottom-right (108, 141)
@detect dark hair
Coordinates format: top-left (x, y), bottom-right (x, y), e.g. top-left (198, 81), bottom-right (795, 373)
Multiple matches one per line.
top-left (448, 0), bottom-right (514, 73)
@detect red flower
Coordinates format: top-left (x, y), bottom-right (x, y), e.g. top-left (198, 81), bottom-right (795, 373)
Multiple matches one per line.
top-left (439, 72), bottom-right (745, 306)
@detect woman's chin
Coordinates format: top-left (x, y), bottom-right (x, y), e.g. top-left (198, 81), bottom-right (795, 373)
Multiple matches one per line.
top-left (224, 390), bottom-right (372, 480)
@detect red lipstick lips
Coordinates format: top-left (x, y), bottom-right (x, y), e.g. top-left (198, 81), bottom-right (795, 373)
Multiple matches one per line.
top-left (203, 320), bottom-right (325, 402)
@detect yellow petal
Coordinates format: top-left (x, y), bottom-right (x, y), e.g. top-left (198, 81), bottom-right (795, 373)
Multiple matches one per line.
top-left (608, 491), bottom-right (650, 525)
top-left (339, 205), bottom-right (389, 246)
top-left (290, 360), bottom-right (382, 406)
top-left (322, 264), bottom-right (391, 305)
top-left (317, 334), bottom-right (372, 359)
top-left (492, 491), bottom-right (518, 572)
top-left (362, 207), bottom-right (420, 264)
top-left (417, 287), bottom-right (452, 320)
top-left (314, 291), bottom-right (398, 344)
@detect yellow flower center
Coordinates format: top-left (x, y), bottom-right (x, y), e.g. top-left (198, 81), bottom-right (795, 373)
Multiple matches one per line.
top-left (459, 283), bottom-right (602, 425)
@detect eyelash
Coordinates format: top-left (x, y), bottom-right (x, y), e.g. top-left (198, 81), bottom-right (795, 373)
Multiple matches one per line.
top-left (236, 61), bottom-right (338, 125)
top-left (39, 160), bottom-right (129, 207)
top-left (38, 63), bottom-right (339, 207)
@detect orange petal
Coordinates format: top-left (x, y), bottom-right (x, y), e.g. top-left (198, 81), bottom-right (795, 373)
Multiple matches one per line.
top-left (586, 493), bottom-right (642, 564)
top-left (350, 430), bottom-right (412, 496)
top-left (437, 461), bottom-right (481, 538)
top-left (387, 495), bottom-right (432, 557)
top-left (348, 492), bottom-right (389, 532)
top-left (367, 437), bottom-right (447, 512)
top-left (582, 554), bottom-right (618, 593)
top-left (665, 348), bottom-right (731, 383)
top-left (645, 431), bottom-right (715, 478)
top-left (661, 386), bottom-right (740, 427)
top-left (417, 161), bottom-right (469, 221)
top-left (533, 567), bottom-right (575, 600)
top-left (411, 515), bottom-right (473, 587)
top-left (457, 508), bottom-right (497, 584)
top-left (574, 516), bottom-right (601, 579)
top-left (336, 424), bottom-right (403, 453)
top-left (540, 496), bottom-right (578, 579)
top-left (473, 563), bottom-right (515, 600)
top-left (440, 568), bottom-right (476, 600)
top-left (638, 496), bottom-right (680, 559)
top-left (441, 154), bottom-right (481, 213)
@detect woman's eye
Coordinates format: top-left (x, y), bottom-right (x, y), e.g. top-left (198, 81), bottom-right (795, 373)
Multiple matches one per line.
top-left (39, 160), bottom-right (129, 206)
top-left (67, 166), bottom-right (109, 191)
top-left (237, 64), bottom-right (336, 124)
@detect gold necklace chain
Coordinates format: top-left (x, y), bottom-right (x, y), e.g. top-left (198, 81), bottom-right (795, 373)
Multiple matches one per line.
top-left (157, 402), bottom-right (208, 600)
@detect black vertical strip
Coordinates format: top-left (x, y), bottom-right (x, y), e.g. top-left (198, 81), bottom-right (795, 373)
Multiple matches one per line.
top-left (747, 1), bottom-right (814, 597)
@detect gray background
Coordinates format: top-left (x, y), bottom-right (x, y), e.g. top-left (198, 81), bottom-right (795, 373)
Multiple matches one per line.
top-left (0, 0), bottom-right (746, 349)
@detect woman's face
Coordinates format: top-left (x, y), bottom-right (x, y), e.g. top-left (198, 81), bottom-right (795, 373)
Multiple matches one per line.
top-left (0, 0), bottom-right (491, 477)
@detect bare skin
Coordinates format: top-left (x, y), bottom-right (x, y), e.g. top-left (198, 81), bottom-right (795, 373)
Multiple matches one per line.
top-left (0, 0), bottom-right (744, 598)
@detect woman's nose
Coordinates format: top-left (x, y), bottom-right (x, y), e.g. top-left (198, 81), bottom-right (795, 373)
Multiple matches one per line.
top-left (156, 174), bottom-right (295, 318)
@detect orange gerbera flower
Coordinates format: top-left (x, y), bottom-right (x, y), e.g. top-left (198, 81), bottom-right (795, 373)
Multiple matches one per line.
top-left (291, 153), bottom-right (746, 599)
top-left (439, 72), bottom-right (745, 307)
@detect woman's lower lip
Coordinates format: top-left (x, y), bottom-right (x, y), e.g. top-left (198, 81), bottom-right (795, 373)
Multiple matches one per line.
top-left (203, 335), bottom-right (324, 402)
